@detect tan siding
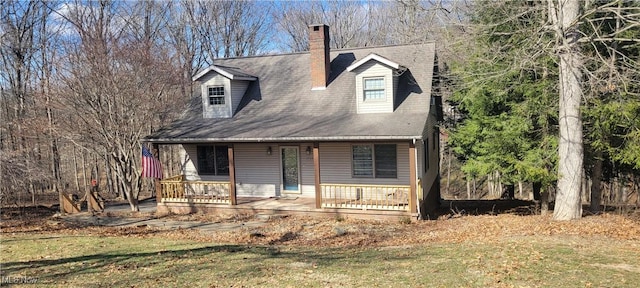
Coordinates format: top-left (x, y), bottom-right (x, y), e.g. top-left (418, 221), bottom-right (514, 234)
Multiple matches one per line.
top-left (421, 111), bottom-right (439, 200)
top-left (354, 61), bottom-right (394, 114)
top-left (230, 80), bottom-right (249, 115)
top-left (179, 144), bottom-right (196, 180)
top-left (393, 74), bottom-right (399, 104)
top-left (200, 73), bottom-right (231, 118)
top-left (182, 141), bottom-right (419, 198)
top-left (416, 140), bottom-right (424, 177)
top-left (234, 143), bottom-right (280, 197)
top-left (181, 144), bottom-right (229, 181)
top-left (182, 143), bottom-right (315, 198)
top-left (319, 142), bottom-right (409, 185)
top-left (298, 143), bottom-right (316, 197)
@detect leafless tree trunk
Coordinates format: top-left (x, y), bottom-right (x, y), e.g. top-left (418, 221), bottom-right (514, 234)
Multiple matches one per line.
top-left (496, 171), bottom-right (503, 198)
top-left (487, 174), bottom-right (493, 196)
top-left (618, 176), bottom-right (627, 204)
top-left (274, 0), bottom-right (459, 53)
top-left (81, 150), bottom-right (87, 193)
top-left (518, 181), bottom-right (524, 199)
top-left (590, 155), bottom-right (603, 212)
top-left (541, 189), bottom-right (550, 215)
top-left (166, 1), bottom-right (204, 100)
top-left (472, 178), bottom-right (477, 199)
top-left (52, 0), bottom-right (182, 211)
top-left (0, 0), bottom-right (53, 204)
top-left (446, 146), bottom-right (451, 195)
top-left (186, 0), bottom-right (272, 61)
top-left (73, 146), bottom-right (80, 191)
top-left (550, 0), bottom-right (584, 220)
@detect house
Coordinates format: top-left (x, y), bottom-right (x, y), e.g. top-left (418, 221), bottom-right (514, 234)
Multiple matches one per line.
top-left (144, 24), bottom-right (442, 219)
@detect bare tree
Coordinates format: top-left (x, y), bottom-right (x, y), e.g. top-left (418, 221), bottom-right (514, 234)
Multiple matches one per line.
top-left (54, 0), bottom-right (180, 211)
top-left (272, 1), bottom-right (324, 52)
top-left (166, 0), bottom-right (207, 99)
top-left (274, 0), bottom-right (391, 51)
top-left (185, 0), bottom-right (272, 62)
top-left (273, 0), bottom-right (462, 52)
top-left (0, 0), bottom-right (55, 205)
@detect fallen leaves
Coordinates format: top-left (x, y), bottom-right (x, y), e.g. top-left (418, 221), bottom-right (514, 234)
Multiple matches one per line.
top-left (2, 206), bottom-right (640, 249)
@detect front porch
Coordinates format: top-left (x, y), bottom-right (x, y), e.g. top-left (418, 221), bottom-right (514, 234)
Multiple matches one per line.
top-left (156, 194), bottom-right (417, 220)
top-left (156, 176), bottom-right (417, 219)
top-left (151, 141), bottom-right (423, 219)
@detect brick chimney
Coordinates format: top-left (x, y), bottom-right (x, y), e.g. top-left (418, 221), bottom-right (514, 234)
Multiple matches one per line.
top-left (309, 24), bottom-right (330, 90)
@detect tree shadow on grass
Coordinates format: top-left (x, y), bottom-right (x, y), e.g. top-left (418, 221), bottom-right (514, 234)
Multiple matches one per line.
top-left (1, 243), bottom-right (417, 285)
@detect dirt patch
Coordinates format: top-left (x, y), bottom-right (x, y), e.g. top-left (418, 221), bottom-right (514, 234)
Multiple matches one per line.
top-left (1, 206), bottom-right (59, 233)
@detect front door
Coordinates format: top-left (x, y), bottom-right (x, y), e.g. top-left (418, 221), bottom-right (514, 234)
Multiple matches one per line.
top-left (280, 146), bottom-right (300, 193)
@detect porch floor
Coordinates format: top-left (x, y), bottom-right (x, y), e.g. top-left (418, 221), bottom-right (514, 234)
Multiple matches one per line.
top-left (158, 196), bottom-right (417, 221)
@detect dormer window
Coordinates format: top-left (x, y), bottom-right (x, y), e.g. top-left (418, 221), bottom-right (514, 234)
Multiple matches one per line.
top-left (363, 77), bottom-right (385, 101)
top-left (347, 53), bottom-right (403, 114)
top-left (194, 65), bottom-right (256, 119)
top-left (208, 86), bottom-right (225, 105)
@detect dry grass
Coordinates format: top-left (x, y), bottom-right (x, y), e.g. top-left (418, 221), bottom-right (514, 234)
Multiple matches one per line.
top-left (2, 206), bottom-right (640, 287)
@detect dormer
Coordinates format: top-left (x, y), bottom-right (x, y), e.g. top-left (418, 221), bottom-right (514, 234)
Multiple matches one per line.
top-left (193, 65), bottom-right (257, 118)
top-left (346, 53), bottom-right (404, 114)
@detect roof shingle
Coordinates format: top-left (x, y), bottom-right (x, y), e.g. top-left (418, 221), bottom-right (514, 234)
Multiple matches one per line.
top-left (147, 43), bottom-right (436, 143)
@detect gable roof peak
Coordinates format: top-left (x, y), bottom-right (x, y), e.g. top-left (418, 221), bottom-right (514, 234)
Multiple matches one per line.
top-left (192, 65), bottom-right (257, 82)
top-left (346, 53), bottom-right (403, 72)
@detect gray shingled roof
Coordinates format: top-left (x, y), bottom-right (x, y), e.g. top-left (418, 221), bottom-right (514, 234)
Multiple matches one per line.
top-left (212, 65), bottom-right (257, 79)
top-left (192, 65), bottom-right (257, 81)
top-left (147, 43), bottom-right (436, 143)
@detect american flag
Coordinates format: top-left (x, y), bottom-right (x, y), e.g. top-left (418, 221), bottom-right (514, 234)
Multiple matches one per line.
top-left (141, 146), bottom-right (163, 179)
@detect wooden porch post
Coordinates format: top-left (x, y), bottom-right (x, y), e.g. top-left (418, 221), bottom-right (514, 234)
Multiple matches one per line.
top-left (228, 144), bottom-right (237, 205)
top-left (153, 143), bottom-right (162, 203)
top-left (313, 142), bottom-right (321, 209)
top-left (409, 142), bottom-right (417, 214)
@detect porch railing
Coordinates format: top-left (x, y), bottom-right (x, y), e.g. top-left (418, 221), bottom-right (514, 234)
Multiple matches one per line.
top-left (160, 175), bottom-right (231, 204)
top-left (321, 184), bottom-right (410, 211)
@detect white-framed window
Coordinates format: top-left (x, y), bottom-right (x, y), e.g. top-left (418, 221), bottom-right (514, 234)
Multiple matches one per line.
top-left (363, 77), bottom-right (385, 101)
top-left (208, 86), bottom-right (225, 105)
top-left (352, 144), bottom-right (397, 178)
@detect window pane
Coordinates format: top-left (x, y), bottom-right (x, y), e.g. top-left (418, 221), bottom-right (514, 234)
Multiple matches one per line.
top-left (364, 89), bottom-right (385, 100)
top-left (281, 148), bottom-right (299, 190)
top-left (209, 96), bottom-right (225, 105)
top-left (364, 78), bottom-right (384, 89)
top-left (208, 86), bottom-right (225, 105)
top-left (215, 146), bottom-right (229, 176)
top-left (197, 146), bottom-right (216, 175)
top-left (375, 144), bottom-right (397, 178)
top-left (208, 86), bottom-right (224, 96)
top-left (364, 78), bottom-right (385, 101)
top-left (352, 145), bottom-right (373, 177)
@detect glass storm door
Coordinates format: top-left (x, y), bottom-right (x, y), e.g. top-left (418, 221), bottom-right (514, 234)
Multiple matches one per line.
top-left (281, 147), bottom-right (300, 192)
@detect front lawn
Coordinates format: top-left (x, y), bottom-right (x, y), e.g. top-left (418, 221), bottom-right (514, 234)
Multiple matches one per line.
top-left (2, 232), bottom-right (639, 287)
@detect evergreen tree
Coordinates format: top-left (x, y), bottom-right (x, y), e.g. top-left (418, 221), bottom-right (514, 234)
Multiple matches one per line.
top-left (449, 1), bottom-right (558, 205)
